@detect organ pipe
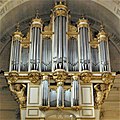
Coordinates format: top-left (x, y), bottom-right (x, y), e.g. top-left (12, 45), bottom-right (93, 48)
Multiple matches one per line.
top-left (57, 82), bottom-right (64, 107)
top-left (68, 37), bottom-right (79, 71)
top-left (42, 76), bottom-right (49, 106)
top-left (9, 24), bottom-right (22, 72)
top-left (77, 18), bottom-right (91, 71)
top-left (28, 14), bottom-right (43, 71)
top-left (41, 38), bottom-right (52, 71)
top-left (71, 76), bottom-right (79, 106)
top-left (97, 25), bottom-right (111, 72)
top-left (90, 38), bottom-right (99, 71)
top-left (52, 1), bottom-right (68, 71)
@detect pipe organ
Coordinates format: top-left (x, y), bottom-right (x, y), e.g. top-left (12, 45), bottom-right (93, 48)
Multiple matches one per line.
top-left (5, 1), bottom-right (115, 120)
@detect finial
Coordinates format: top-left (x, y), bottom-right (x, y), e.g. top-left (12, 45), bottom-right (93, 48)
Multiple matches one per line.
top-left (16, 23), bottom-right (20, 32)
top-left (55, 1), bottom-right (57, 5)
top-left (81, 14), bottom-right (85, 19)
top-left (100, 21), bottom-right (105, 31)
top-left (60, 0), bottom-right (62, 5)
top-left (35, 9), bottom-right (39, 18)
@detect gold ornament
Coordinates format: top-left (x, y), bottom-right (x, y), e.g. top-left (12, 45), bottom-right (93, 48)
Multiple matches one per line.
top-left (28, 71), bottom-right (40, 83)
top-left (68, 24), bottom-right (78, 39)
top-left (39, 106), bottom-right (50, 111)
top-left (90, 38), bottom-right (99, 48)
top-left (53, 69), bottom-right (68, 83)
top-left (102, 72), bottom-right (112, 84)
top-left (94, 83), bottom-right (113, 109)
top-left (8, 71), bottom-right (19, 83)
top-left (53, 1), bottom-right (68, 17)
top-left (71, 106), bottom-right (82, 111)
top-left (80, 71), bottom-right (92, 83)
top-left (9, 83), bottom-right (26, 108)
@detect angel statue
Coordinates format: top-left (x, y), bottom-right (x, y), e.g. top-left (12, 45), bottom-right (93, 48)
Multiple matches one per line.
top-left (9, 82), bottom-right (26, 107)
top-left (94, 83), bottom-right (113, 108)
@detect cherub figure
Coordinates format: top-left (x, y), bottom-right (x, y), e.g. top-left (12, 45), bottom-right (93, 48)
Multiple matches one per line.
top-left (94, 83), bottom-right (113, 108)
top-left (9, 82), bottom-right (26, 107)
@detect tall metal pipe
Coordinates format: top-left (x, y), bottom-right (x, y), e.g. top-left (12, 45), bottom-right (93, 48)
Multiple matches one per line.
top-left (97, 25), bottom-right (111, 72)
top-left (9, 24), bottom-right (22, 72)
top-left (71, 76), bottom-right (79, 106)
top-left (77, 18), bottom-right (91, 71)
top-left (28, 16), bottom-right (43, 71)
top-left (52, 2), bottom-right (68, 71)
top-left (42, 76), bottom-right (49, 106)
top-left (57, 82), bottom-right (64, 107)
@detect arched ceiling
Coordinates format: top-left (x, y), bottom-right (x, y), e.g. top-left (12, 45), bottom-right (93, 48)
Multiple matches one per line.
top-left (0, 0), bottom-right (120, 71)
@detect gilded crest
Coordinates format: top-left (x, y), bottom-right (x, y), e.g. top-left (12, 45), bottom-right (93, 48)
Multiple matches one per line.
top-left (28, 71), bottom-right (40, 83)
top-left (80, 71), bottom-right (92, 83)
top-left (102, 72), bottom-right (112, 84)
top-left (8, 71), bottom-right (19, 83)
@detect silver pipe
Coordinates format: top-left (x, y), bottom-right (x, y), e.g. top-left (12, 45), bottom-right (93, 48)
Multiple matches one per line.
top-left (12, 41), bottom-right (15, 70)
top-left (59, 16), bottom-right (62, 60)
top-left (42, 80), bottom-right (49, 106)
top-left (63, 16), bottom-right (67, 69)
top-left (85, 28), bottom-right (89, 61)
top-left (54, 17), bottom-right (57, 58)
top-left (56, 17), bottom-right (59, 58)
top-left (42, 39), bottom-right (44, 71)
top-left (14, 40), bottom-right (18, 70)
top-left (57, 85), bottom-right (63, 107)
top-left (80, 28), bottom-right (84, 70)
top-left (63, 16), bottom-right (66, 58)
top-left (83, 27), bottom-right (87, 61)
top-left (81, 28), bottom-right (84, 61)
top-left (100, 42), bottom-right (104, 71)
top-left (45, 39), bottom-right (48, 70)
top-left (36, 28), bottom-right (40, 70)
top-left (31, 27), bottom-right (35, 69)
top-left (33, 27), bottom-right (36, 70)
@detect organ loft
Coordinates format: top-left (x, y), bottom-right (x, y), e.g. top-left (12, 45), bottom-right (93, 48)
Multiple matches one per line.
top-left (4, 1), bottom-right (115, 120)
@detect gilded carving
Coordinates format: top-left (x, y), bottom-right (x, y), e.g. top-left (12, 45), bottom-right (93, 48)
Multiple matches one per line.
top-left (53, 1), bottom-right (68, 17)
top-left (8, 82), bottom-right (26, 107)
top-left (53, 69), bottom-right (68, 83)
top-left (97, 25), bottom-right (108, 42)
top-left (54, 9), bottom-right (67, 17)
top-left (80, 71), bottom-right (92, 83)
top-left (90, 38), bottom-right (99, 48)
top-left (68, 24), bottom-right (78, 39)
top-left (42, 22), bottom-right (53, 39)
top-left (71, 106), bottom-right (82, 111)
top-left (31, 18), bottom-right (43, 28)
top-left (101, 72), bottom-right (112, 84)
top-left (21, 32), bottom-right (30, 48)
top-left (8, 71), bottom-right (19, 83)
top-left (77, 18), bottom-right (89, 28)
top-left (39, 106), bottom-right (50, 111)
top-left (94, 83), bottom-right (113, 108)
top-left (28, 71), bottom-right (40, 83)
